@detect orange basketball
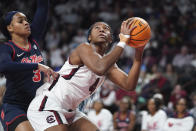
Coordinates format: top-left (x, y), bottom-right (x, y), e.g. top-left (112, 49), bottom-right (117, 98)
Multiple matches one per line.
top-left (128, 17), bottom-right (151, 48)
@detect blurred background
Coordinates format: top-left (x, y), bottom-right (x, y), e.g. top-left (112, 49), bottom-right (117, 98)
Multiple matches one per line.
top-left (0, 0), bottom-right (196, 131)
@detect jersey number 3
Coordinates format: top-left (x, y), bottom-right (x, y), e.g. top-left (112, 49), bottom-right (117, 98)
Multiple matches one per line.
top-left (33, 70), bottom-right (41, 82)
top-left (89, 78), bottom-right (100, 94)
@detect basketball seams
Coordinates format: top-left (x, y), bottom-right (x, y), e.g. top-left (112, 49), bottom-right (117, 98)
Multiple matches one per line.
top-left (131, 25), bottom-right (149, 36)
top-left (128, 17), bottom-right (151, 48)
top-left (130, 25), bottom-right (151, 41)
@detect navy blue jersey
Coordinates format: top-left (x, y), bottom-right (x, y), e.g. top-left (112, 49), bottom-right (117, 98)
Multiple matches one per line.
top-left (0, 0), bottom-right (49, 110)
top-left (1, 39), bottom-right (44, 110)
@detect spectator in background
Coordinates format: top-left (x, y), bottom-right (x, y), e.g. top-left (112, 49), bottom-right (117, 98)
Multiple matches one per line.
top-left (45, 27), bottom-right (60, 50)
top-left (163, 98), bottom-right (194, 131)
top-left (141, 98), bottom-right (167, 131)
top-left (168, 84), bottom-right (187, 110)
top-left (113, 96), bottom-right (136, 131)
top-left (153, 93), bottom-right (164, 109)
top-left (116, 88), bottom-right (137, 105)
top-left (145, 64), bottom-right (159, 82)
top-left (141, 66), bottom-right (171, 104)
top-left (172, 45), bottom-right (193, 69)
top-left (49, 46), bottom-right (64, 71)
top-left (135, 64), bottom-right (149, 94)
top-left (99, 79), bottom-right (117, 114)
top-left (163, 63), bottom-right (177, 87)
top-left (189, 92), bottom-right (196, 125)
top-left (143, 49), bottom-right (157, 70)
top-left (153, 93), bottom-right (173, 117)
top-left (190, 52), bottom-right (196, 68)
top-left (71, 29), bottom-right (87, 44)
top-left (158, 45), bottom-right (172, 68)
top-left (87, 100), bottom-right (113, 131)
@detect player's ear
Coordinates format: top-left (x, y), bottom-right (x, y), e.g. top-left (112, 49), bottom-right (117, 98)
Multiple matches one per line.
top-left (88, 35), bottom-right (91, 42)
top-left (7, 25), bottom-right (13, 33)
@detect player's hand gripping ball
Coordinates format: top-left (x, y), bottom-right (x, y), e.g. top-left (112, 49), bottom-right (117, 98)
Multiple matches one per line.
top-left (128, 17), bottom-right (151, 48)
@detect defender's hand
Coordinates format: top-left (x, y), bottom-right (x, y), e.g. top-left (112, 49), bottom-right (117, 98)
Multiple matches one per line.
top-left (38, 63), bottom-right (58, 82)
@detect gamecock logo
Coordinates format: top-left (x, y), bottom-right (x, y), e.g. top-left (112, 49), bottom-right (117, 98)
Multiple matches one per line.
top-left (46, 115), bottom-right (55, 123)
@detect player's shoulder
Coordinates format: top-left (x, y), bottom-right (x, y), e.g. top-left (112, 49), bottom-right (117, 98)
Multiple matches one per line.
top-left (0, 42), bottom-right (8, 47)
top-left (74, 42), bottom-right (91, 54)
top-left (0, 42), bottom-right (13, 50)
top-left (77, 42), bottom-right (90, 48)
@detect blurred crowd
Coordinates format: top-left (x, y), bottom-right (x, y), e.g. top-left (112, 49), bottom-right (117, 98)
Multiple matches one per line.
top-left (1, 0), bottom-right (196, 130)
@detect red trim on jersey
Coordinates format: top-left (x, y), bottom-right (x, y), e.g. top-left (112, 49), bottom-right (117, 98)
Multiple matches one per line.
top-left (1, 109), bottom-right (4, 120)
top-left (62, 66), bottom-right (82, 80)
top-left (32, 39), bottom-right (39, 47)
top-left (5, 114), bottom-right (26, 130)
top-left (39, 96), bottom-right (48, 111)
top-left (9, 40), bottom-right (31, 52)
top-left (48, 74), bottom-right (60, 91)
top-left (49, 110), bottom-right (63, 125)
top-left (4, 43), bottom-right (15, 60)
top-left (32, 39), bottom-right (42, 52)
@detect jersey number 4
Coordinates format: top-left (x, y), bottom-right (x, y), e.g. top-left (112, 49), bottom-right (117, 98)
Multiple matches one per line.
top-left (33, 70), bottom-right (41, 82)
top-left (89, 78), bottom-right (100, 94)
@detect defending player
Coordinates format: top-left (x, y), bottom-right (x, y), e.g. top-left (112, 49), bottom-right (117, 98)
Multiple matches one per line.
top-left (0, 0), bottom-right (57, 131)
top-left (27, 19), bottom-right (145, 131)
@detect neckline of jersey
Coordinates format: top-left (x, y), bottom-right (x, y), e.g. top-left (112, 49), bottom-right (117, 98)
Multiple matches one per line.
top-left (9, 40), bottom-right (31, 52)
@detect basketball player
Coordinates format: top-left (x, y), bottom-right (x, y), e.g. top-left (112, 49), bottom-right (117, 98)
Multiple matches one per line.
top-left (27, 19), bottom-right (145, 131)
top-left (0, 0), bottom-right (57, 131)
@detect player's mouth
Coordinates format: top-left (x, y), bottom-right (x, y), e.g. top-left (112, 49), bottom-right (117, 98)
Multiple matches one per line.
top-left (25, 26), bottom-right (31, 31)
top-left (98, 33), bottom-right (107, 39)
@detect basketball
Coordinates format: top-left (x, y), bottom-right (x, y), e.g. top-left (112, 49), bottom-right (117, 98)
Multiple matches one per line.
top-left (128, 17), bottom-right (151, 48)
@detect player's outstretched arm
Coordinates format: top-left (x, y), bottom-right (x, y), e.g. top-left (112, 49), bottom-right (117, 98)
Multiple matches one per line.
top-left (0, 44), bottom-right (38, 73)
top-left (31, 0), bottom-right (49, 42)
top-left (107, 46), bottom-right (144, 91)
top-left (76, 20), bottom-right (136, 76)
top-left (38, 63), bottom-right (58, 82)
top-left (0, 44), bottom-right (58, 81)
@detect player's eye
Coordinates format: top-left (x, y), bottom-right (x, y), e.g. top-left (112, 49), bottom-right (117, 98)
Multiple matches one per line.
top-left (95, 26), bottom-right (100, 29)
top-left (104, 26), bottom-right (109, 31)
top-left (24, 18), bottom-right (29, 22)
top-left (18, 19), bottom-right (23, 23)
top-left (17, 17), bottom-right (29, 24)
